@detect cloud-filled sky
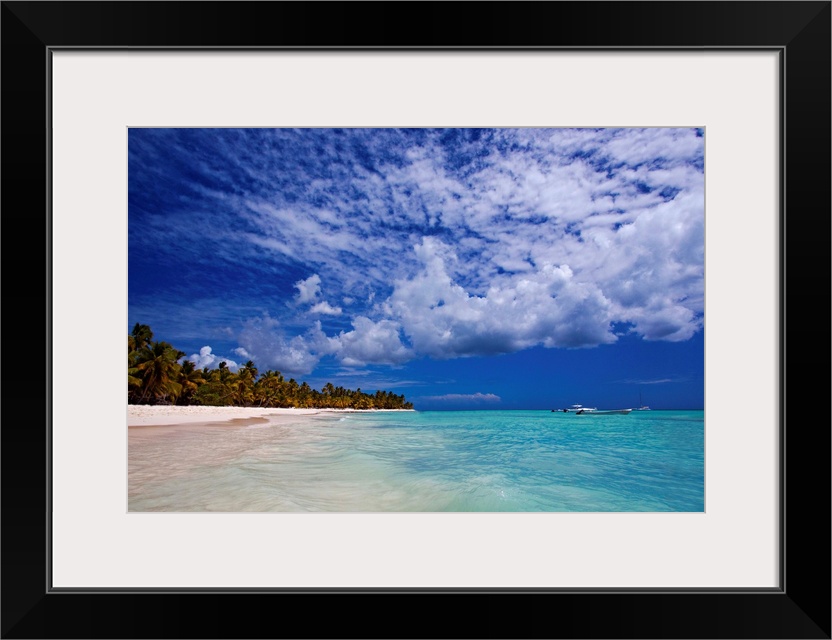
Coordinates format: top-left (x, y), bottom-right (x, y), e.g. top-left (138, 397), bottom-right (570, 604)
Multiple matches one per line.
top-left (129, 128), bottom-right (704, 409)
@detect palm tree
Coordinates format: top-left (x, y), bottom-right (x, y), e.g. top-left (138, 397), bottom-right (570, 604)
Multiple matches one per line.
top-left (130, 323), bottom-right (153, 353)
top-left (230, 360), bottom-right (258, 406)
top-left (128, 365), bottom-right (143, 403)
top-left (285, 378), bottom-right (299, 407)
top-left (135, 341), bottom-right (185, 404)
top-left (240, 360), bottom-right (259, 380)
top-left (298, 381), bottom-right (312, 407)
top-left (255, 370), bottom-right (285, 407)
top-left (216, 360), bottom-right (232, 381)
top-left (176, 360), bottom-right (205, 405)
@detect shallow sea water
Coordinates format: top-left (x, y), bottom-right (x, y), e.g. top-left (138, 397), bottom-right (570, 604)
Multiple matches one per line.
top-left (128, 410), bottom-right (704, 512)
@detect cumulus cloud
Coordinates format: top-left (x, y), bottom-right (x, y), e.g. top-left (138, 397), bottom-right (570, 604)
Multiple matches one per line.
top-left (236, 316), bottom-right (339, 376)
top-left (388, 237), bottom-right (616, 358)
top-left (235, 314), bottom-right (413, 373)
top-left (186, 346), bottom-right (239, 371)
top-left (294, 274), bottom-right (321, 304)
top-left (335, 316), bottom-right (412, 366)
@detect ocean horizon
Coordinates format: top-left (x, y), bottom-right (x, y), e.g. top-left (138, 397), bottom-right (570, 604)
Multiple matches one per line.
top-left (128, 408), bottom-right (704, 513)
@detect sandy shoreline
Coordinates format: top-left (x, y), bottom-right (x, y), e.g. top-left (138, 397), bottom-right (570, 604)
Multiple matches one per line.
top-left (128, 404), bottom-right (410, 427)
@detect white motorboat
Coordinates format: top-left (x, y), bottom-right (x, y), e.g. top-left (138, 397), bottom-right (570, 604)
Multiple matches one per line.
top-left (559, 404), bottom-right (596, 413)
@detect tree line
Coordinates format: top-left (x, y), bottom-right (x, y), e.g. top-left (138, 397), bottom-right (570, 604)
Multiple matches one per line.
top-left (128, 323), bottom-right (414, 410)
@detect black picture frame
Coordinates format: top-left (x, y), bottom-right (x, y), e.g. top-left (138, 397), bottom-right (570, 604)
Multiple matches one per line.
top-left (2, 2), bottom-right (829, 638)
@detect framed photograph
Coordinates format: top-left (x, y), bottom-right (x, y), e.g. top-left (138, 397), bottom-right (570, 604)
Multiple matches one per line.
top-left (3, 2), bottom-right (829, 638)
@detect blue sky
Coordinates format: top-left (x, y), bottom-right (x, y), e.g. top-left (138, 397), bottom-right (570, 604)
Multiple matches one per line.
top-left (129, 128), bottom-right (704, 410)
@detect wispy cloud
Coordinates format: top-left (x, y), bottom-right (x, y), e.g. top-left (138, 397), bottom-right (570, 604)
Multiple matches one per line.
top-left (420, 393), bottom-right (502, 403)
top-left (617, 378), bottom-right (675, 385)
top-left (310, 301), bottom-right (342, 316)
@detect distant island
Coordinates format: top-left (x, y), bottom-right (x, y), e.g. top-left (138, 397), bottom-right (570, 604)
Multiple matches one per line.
top-left (128, 323), bottom-right (414, 410)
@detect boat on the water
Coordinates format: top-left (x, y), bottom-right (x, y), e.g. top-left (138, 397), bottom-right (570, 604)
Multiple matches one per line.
top-left (560, 404), bottom-right (596, 413)
top-left (576, 408), bottom-right (632, 415)
top-left (636, 392), bottom-right (650, 411)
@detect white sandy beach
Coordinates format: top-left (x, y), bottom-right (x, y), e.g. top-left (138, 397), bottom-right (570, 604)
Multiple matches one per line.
top-left (128, 404), bottom-right (409, 427)
top-left (129, 405), bottom-right (342, 427)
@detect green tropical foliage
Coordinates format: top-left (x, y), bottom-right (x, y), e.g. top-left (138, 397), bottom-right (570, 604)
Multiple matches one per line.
top-left (127, 324), bottom-right (414, 410)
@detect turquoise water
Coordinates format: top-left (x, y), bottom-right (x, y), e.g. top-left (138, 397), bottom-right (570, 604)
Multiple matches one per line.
top-left (128, 410), bottom-right (704, 512)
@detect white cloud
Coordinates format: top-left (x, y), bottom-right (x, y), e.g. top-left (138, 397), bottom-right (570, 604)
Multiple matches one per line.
top-left (236, 316), bottom-right (338, 376)
top-left (294, 274), bottom-right (321, 304)
top-left (310, 301), bottom-right (342, 316)
top-left (421, 393), bottom-right (501, 403)
top-left (389, 237), bottom-right (617, 358)
top-left (235, 314), bottom-right (412, 374)
top-left (604, 127), bottom-right (703, 166)
top-left (186, 346), bottom-right (239, 371)
top-left (624, 304), bottom-right (701, 342)
top-left (335, 316), bottom-right (412, 366)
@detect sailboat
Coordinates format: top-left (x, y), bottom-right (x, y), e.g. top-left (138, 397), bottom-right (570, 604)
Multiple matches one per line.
top-left (636, 391), bottom-right (650, 411)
